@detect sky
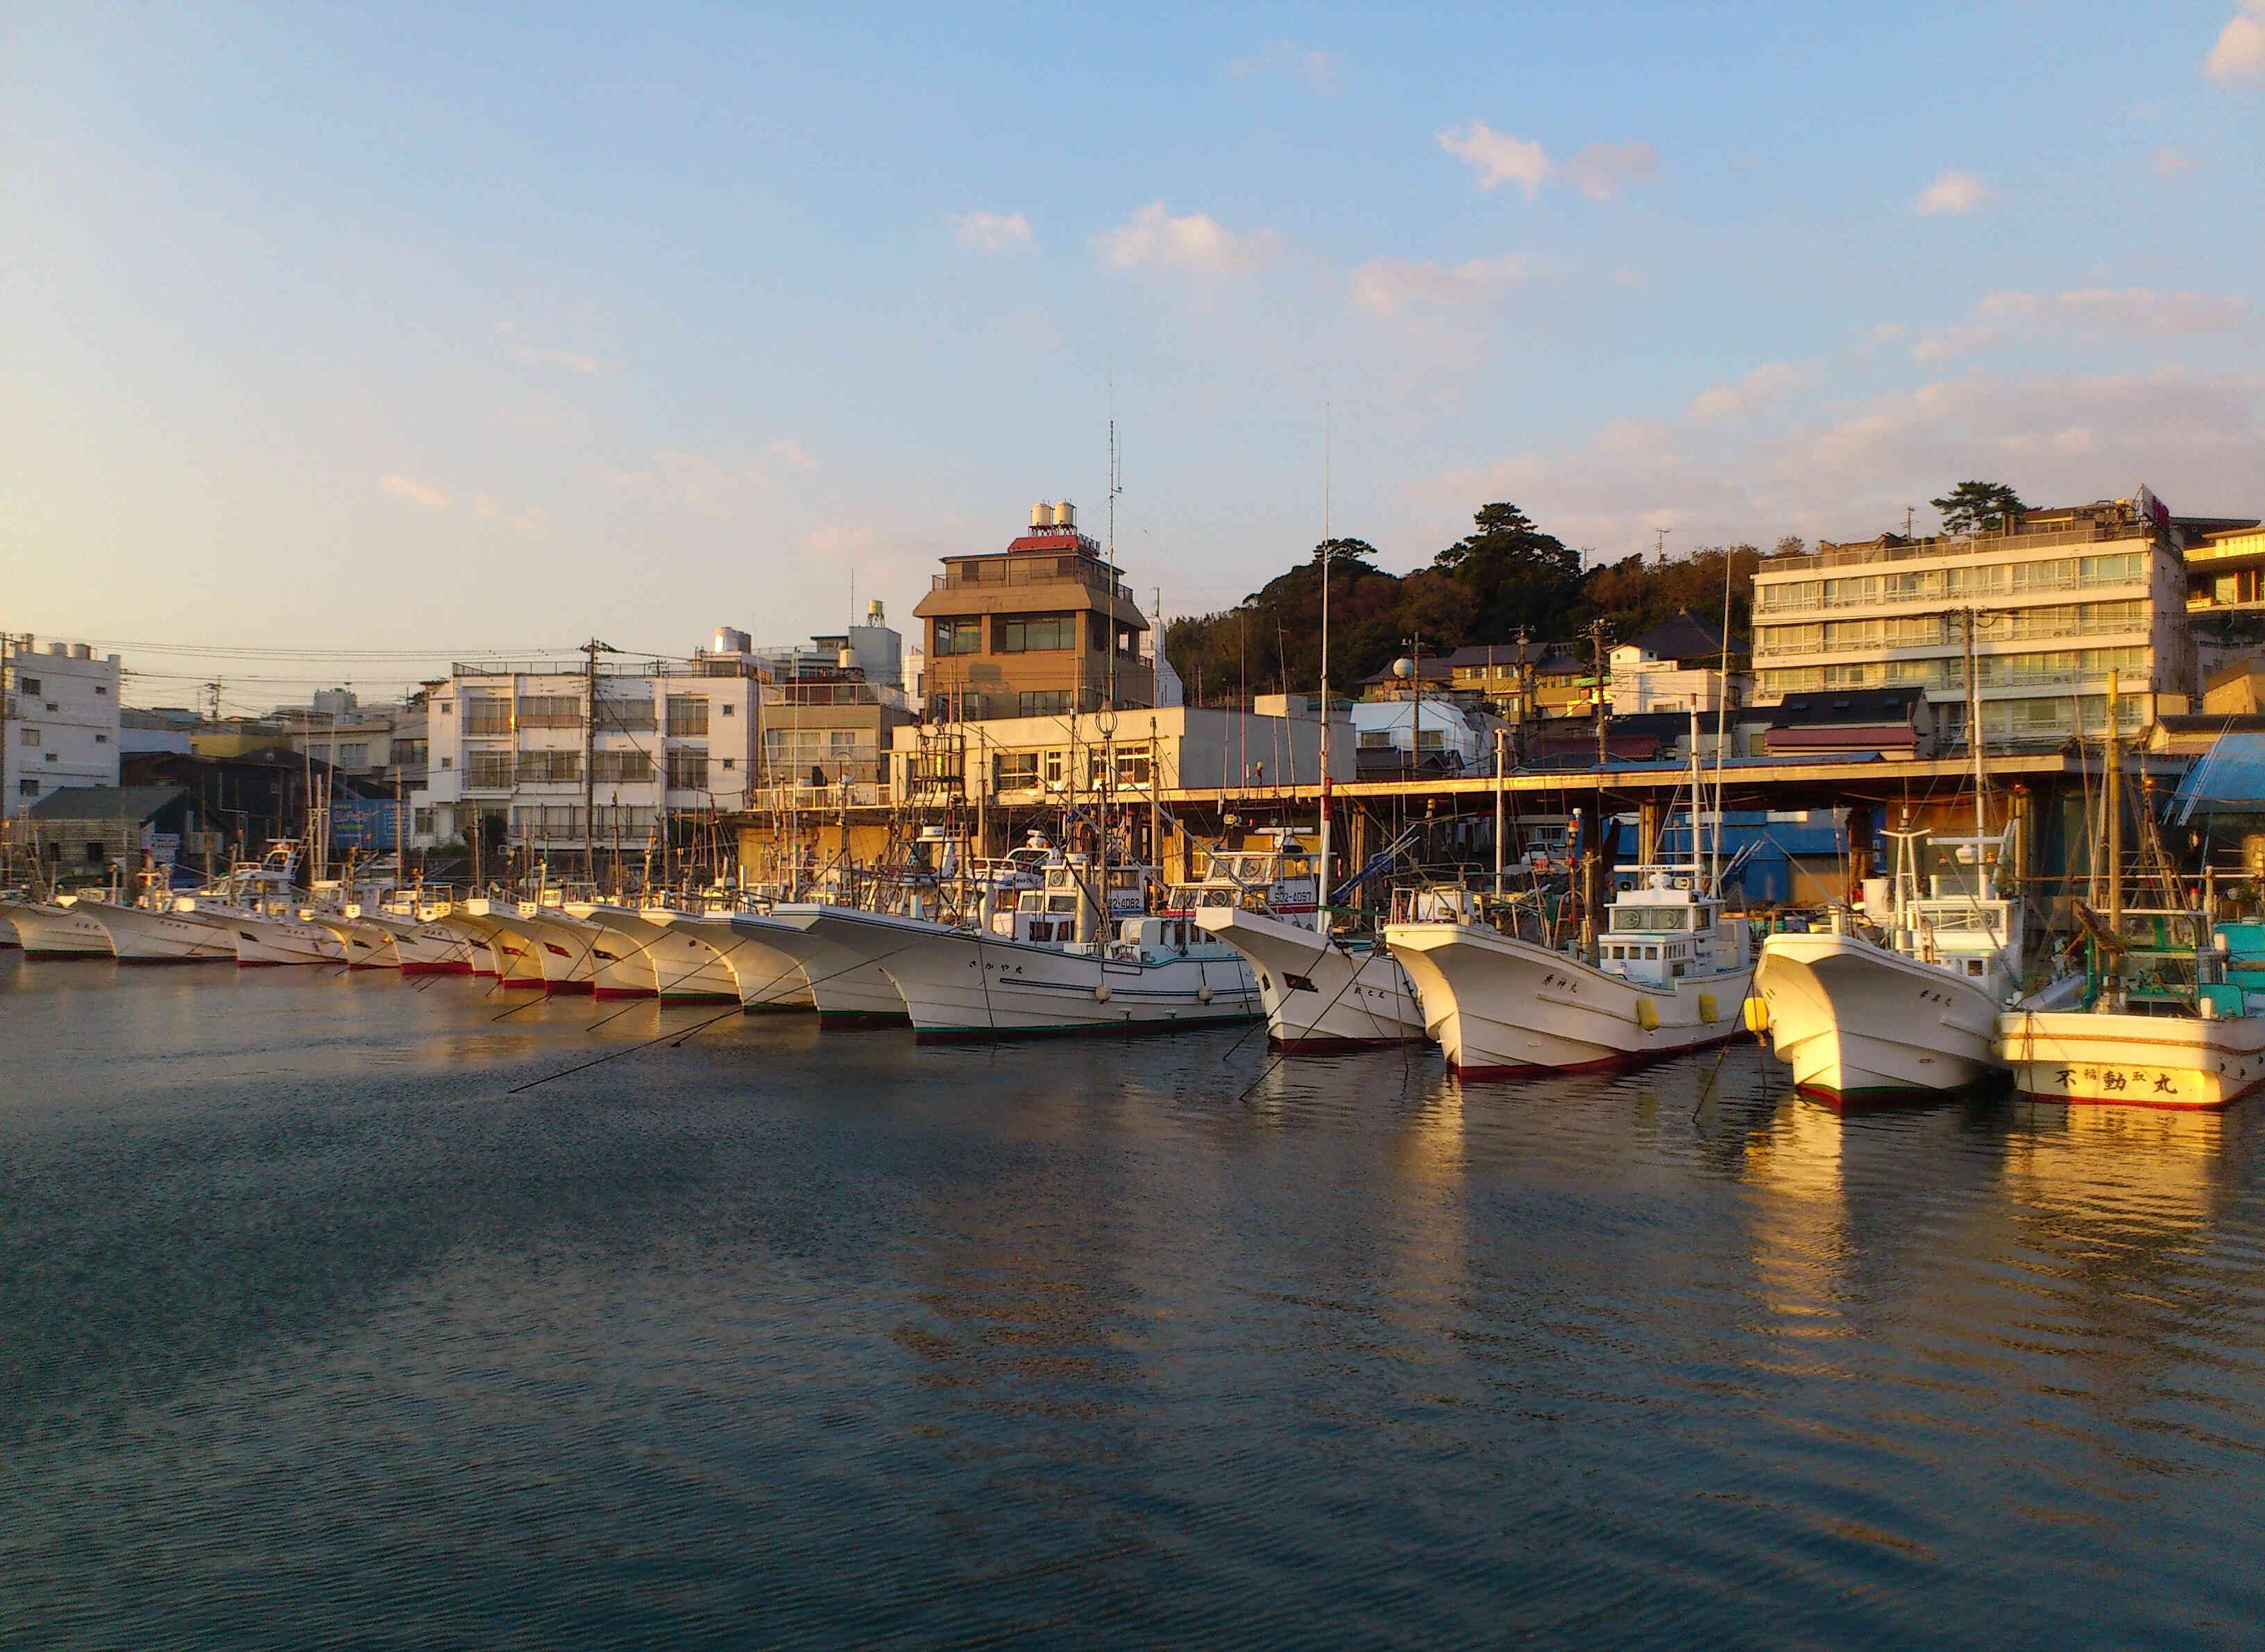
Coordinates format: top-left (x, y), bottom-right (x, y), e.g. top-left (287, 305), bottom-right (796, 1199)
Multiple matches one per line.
top-left (3, 2), bottom-right (2261, 710)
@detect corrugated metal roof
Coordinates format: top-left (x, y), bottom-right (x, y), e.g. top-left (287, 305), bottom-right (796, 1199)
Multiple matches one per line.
top-left (2174, 732), bottom-right (2265, 821)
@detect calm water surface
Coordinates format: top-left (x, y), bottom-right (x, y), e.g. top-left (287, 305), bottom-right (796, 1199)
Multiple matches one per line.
top-left (3, 953), bottom-right (2264, 1648)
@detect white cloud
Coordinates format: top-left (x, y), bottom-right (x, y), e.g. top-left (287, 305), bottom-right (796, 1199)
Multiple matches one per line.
top-left (2153, 145), bottom-right (2200, 176)
top-left (2056, 286), bottom-right (2248, 333)
top-left (1436, 121), bottom-right (1552, 198)
top-left (767, 437), bottom-right (819, 474)
top-left (1914, 324), bottom-right (2001, 362)
top-left (380, 473), bottom-right (449, 510)
top-left (1688, 361), bottom-right (1809, 419)
top-left (1348, 254), bottom-right (1529, 314)
top-left (1915, 169), bottom-right (1995, 214)
top-left (2205, 3), bottom-right (2265, 82)
top-left (1976, 285), bottom-right (2247, 334)
top-left (1228, 40), bottom-right (1339, 92)
top-left (495, 320), bottom-right (598, 375)
top-left (1868, 323), bottom-right (1912, 342)
top-left (1406, 370), bottom-right (2264, 563)
top-left (472, 493), bottom-right (548, 536)
top-left (952, 211), bottom-right (1035, 254)
top-left (1094, 202), bottom-right (1284, 276)
top-left (1561, 141), bottom-right (1659, 201)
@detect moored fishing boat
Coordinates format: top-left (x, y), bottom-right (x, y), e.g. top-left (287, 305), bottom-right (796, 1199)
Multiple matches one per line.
top-left (732, 905), bottom-right (911, 1025)
top-left (362, 892), bottom-right (477, 975)
top-left (1749, 826), bottom-right (2078, 1106)
top-left (439, 897), bottom-right (548, 987)
top-left (1, 896), bottom-right (114, 959)
top-left (652, 907), bottom-right (814, 1009)
top-left (513, 901), bottom-right (603, 994)
top-left (78, 892), bottom-right (238, 964)
top-left (1999, 908), bottom-right (2265, 1110)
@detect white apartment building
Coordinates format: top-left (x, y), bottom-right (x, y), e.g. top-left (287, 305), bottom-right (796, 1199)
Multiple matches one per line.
top-left (1750, 497), bottom-right (2196, 749)
top-left (2, 637), bottom-right (122, 820)
top-left (413, 634), bottom-right (763, 859)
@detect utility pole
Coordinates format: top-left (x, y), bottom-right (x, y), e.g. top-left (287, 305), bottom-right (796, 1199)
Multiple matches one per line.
top-left (579, 638), bottom-right (616, 888)
top-left (1588, 620), bottom-right (1611, 769)
top-left (1654, 526), bottom-right (1672, 566)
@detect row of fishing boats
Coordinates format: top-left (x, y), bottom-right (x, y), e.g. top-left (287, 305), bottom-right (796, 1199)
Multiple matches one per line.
top-left (8, 804), bottom-right (2262, 1112)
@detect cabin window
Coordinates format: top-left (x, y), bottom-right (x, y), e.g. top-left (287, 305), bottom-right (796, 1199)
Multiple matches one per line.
top-left (1046, 894), bottom-right (1078, 913)
top-left (1645, 946), bottom-right (1659, 960)
top-left (1967, 959), bottom-right (1983, 976)
top-left (1672, 962), bottom-right (1687, 978)
top-left (1018, 893), bottom-right (1040, 911)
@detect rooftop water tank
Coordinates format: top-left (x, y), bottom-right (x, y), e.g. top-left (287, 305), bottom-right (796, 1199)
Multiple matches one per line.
top-left (1055, 500), bottom-right (1076, 530)
top-left (1030, 502), bottom-right (1051, 529)
top-left (713, 626), bottom-right (752, 656)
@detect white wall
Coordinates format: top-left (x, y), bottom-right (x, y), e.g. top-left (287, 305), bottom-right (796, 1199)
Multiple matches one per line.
top-left (3, 640), bottom-right (121, 819)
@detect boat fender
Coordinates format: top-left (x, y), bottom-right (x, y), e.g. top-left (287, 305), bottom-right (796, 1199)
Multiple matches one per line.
top-left (1697, 991), bottom-right (1719, 1025)
top-left (1198, 985), bottom-right (1212, 1003)
top-left (1095, 984), bottom-right (1111, 1003)
top-left (1634, 997), bottom-right (1660, 1032)
top-left (1742, 996), bottom-right (1769, 1034)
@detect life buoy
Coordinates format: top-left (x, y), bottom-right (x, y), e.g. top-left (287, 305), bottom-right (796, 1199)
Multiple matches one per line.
top-left (1198, 985), bottom-right (1212, 1003)
top-left (1095, 984), bottom-right (1111, 1003)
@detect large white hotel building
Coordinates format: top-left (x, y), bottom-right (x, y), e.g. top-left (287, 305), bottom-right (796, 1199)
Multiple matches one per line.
top-left (1749, 495), bottom-right (2223, 748)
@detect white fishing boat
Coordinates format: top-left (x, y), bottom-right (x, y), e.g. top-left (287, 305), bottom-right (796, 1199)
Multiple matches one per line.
top-left (653, 907), bottom-right (815, 1010)
top-left (1749, 826), bottom-right (2078, 1105)
top-left (306, 910), bottom-right (402, 971)
top-left (217, 905), bottom-right (349, 966)
top-left (1999, 910), bottom-right (2265, 1110)
top-left (567, 902), bottom-right (757, 1005)
top-left (0, 895), bottom-right (115, 960)
top-left (439, 897), bottom-right (548, 988)
top-left (514, 899), bottom-right (603, 994)
top-left (797, 857), bottom-right (1260, 1041)
top-left (1388, 865), bottom-right (1752, 1078)
top-left (732, 905), bottom-right (912, 1025)
top-left (362, 892), bottom-right (477, 975)
top-left (78, 889), bottom-right (238, 964)
top-left (1180, 842), bottom-right (1425, 1050)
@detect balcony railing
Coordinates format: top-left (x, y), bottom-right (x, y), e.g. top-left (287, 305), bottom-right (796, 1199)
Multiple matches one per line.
top-left (1763, 520), bottom-right (2144, 573)
top-left (931, 559), bottom-right (1136, 604)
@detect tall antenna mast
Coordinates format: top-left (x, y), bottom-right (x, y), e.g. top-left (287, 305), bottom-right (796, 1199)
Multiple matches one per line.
top-left (1106, 397), bottom-right (1123, 712)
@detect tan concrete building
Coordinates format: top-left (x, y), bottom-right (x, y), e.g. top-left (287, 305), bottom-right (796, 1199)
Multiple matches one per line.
top-left (913, 501), bottom-right (1152, 719)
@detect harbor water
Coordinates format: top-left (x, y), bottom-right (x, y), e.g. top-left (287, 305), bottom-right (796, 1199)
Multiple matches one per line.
top-left (5, 955), bottom-right (2265, 1647)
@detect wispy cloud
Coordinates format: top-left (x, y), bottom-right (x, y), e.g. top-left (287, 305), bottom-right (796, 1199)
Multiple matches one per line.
top-left (767, 437), bottom-right (818, 475)
top-left (952, 210), bottom-right (1035, 254)
top-left (2153, 145), bottom-right (2200, 176)
top-left (473, 493), bottom-right (548, 536)
top-left (380, 473), bottom-right (450, 510)
top-left (2205, 2), bottom-right (2265, 83)
top-left (1688, 361), bottom-right (1810, 419)
top-left (1436, 120), bottom-right (1552, 197)
top-left (1978, 286), bottom-right (2248, 334)
top-left (1348, 254), bottom-right (1528, 314)
top-left (1915, 169), bottom-right (1994, 214)
top-left (1913, 324), bottom-right (2001, 362)
top-left (1228, 40), bottom-right (1339, 92)
top-left (1094, 202), bottom-right (1284, 277)
top-left (1561, 141), bottom-right (1659, 201)
top-left (495, 320), bottom-right (598, 375)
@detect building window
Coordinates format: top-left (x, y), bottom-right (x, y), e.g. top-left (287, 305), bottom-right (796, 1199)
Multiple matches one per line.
top-left (994, 751), bottom-right (1040, 788)
top-left (19, 677), bottom-right (38, 696)
top-left (720, 756), bottom-right (736, 772)
top-left (94, 684), bottom-right (107, 695)
top-left (667, 750), bottom-right (710, 790)
top-left (440, 755), bottom-right (452, 769)
top-left (17, 728), bottom-right (37, 747)
top-left (934, 618), bottom-right (984, 655)
top-left (336, 742), bottom-right (368, 767)
top-left (720, 703), bottom-right (735, 717)
top-left (463, 697), bottom-right (513, 735)
top-left (516, 750), bottom-right (582, 783)
top-left (43, 753), bottom-right (56, 764)
top-left (592, 750), bottom-right (653, 783)
top-left (85, 841), bottom-right (106, 865)
top-left (516, 695), bottom-right (582, 726)
top-left (1358, 730), bottom-right (1393, 749)
top-left (465, 751), bottom-right (515, 790)
top-left (1018, 690), bottom-right (1074, 717)
top-left (999, 613), bottom-right (1076, 652)
top-left (413, 807), bottom-right (435, 835)
top-left (1043, 750), bottom-right (1065, 785)
top-left (95, 733), bottom-right (108, 744)
top-left (16, 778), bottom-right (35, 797)
top-left (665, 696), bottom-right (709, 737)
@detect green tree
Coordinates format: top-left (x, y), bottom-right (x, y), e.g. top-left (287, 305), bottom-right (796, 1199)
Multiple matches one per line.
top-left (1431, 502), bottom-right (1583, 640)
top-left (1931, 481), bottom-right (2027, 537)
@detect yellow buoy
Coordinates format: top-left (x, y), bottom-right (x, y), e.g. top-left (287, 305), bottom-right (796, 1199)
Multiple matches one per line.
top-left (1742, 996), bottom-right (1770, 1034)
top-left (1634, 997), bottom-right (1659, 1032)
top-left (1095, 985), bottom-right (1111, 1003)
top-left (1697, 991), bottom-right (1719, 1025)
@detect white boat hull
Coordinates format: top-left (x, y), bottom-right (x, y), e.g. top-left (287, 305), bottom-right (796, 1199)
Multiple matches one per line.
top-left (78, 899), bottom-right (237, 963)
top-left (1386, 921), bottom-right (1750, 1078)
top-left (362, 912), bottom-right (477, 974)
top-left (650, 910), bottom-right (813, 1008)
top-left (738, 908), bottom-right (910, 1025)
top-left (1751, 931), bottom-right (2005, 1103)
top-left (516, 909), bottom-right (602, 995)
top-left (441, 903), bottom-right (548, 988)
top-left (2, 900), bottom-right (114, 959)
top-left (1998, 1008), bottom-right (2265, 1110)
top-left (1194, 906), bottom-right (1426, 1050)
top-left (792, 907), bottom-right (1259, 1041)
top-left (223, 910), bottom-right (348, 966)
top-left (311, 915), bottom-right (402, 971)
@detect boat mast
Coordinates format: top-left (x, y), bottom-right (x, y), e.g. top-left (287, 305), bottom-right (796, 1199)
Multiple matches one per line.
top-left (2105, 668), bottom-right (2121, 933)
top-left (1318, 403), bottom-right (1332, 926)
top-left (1965, 606), bottom-right (1987, 886)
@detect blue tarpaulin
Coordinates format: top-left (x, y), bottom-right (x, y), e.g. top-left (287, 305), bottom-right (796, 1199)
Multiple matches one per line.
top-left (2175, 733), bottom-right (2265, 824)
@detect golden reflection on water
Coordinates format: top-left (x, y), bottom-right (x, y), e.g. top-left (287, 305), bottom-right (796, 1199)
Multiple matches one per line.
top-left (1738, 1096), bottom-right (1856, 1338)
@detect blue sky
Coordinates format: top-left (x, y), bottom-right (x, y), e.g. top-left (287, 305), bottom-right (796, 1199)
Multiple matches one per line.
top-left (3, 2), bottom-right (2260, 706)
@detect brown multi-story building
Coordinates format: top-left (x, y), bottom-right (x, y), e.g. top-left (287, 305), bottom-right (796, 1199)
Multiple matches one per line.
top-left (913, 502), bottom-right (1153, 719)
